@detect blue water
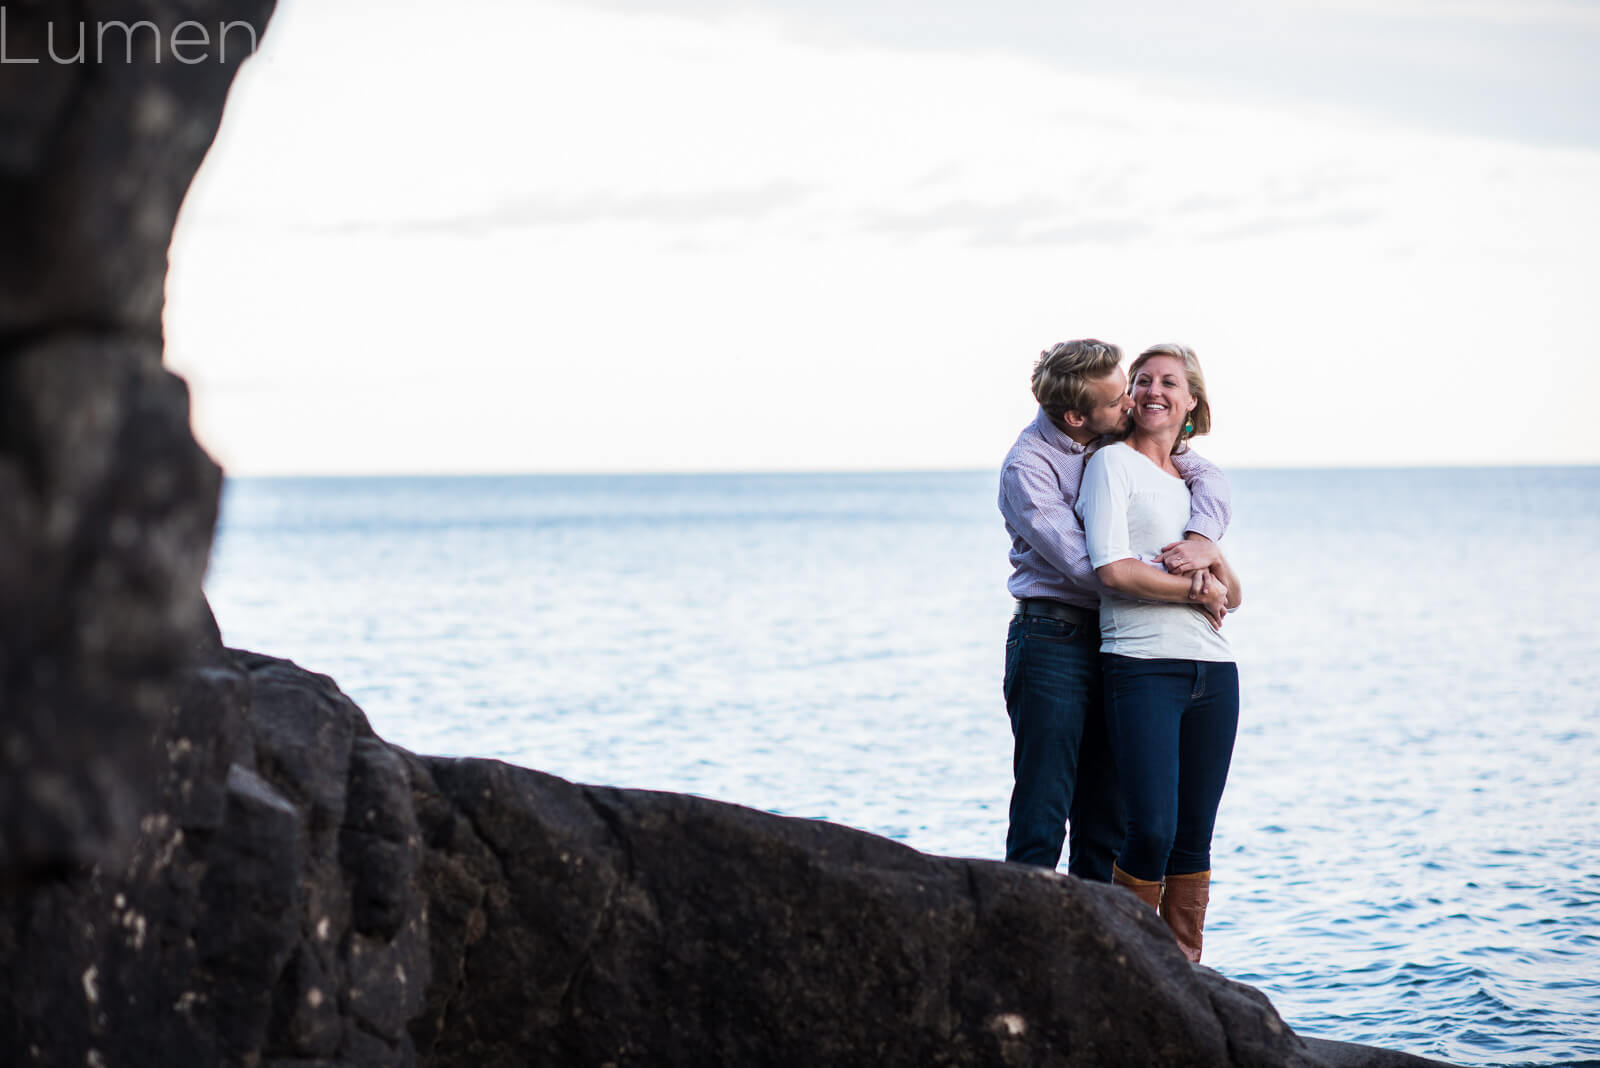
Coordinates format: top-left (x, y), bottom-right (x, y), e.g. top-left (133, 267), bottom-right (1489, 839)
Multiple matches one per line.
top-left (205, 468), bottom-right (1600, 1067)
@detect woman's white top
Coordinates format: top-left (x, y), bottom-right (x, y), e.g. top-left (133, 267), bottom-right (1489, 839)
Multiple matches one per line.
top-left (1075, 441), bottom-right (1233, 662)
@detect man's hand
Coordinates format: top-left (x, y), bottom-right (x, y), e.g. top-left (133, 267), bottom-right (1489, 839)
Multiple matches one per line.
top-left (1194, 576), bottom-right (1229, 630)
top-left (1157, 537), bottom-right (1221, 574)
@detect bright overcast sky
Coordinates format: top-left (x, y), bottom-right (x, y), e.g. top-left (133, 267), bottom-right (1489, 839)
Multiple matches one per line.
top-left (165, 0), bottom-right (1600, 474)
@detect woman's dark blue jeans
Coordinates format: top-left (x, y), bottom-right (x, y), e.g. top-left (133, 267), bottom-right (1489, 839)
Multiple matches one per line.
top-left (1102, 654), bottom-right (1239, 882)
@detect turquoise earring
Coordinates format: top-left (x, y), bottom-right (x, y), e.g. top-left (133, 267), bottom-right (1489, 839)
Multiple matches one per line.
top-left (1183, 418), bottom-right (1195, 435)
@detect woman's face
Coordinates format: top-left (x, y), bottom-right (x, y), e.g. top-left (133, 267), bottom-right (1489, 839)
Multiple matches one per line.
top-left (1128, 355), bottom-right (1196, 436)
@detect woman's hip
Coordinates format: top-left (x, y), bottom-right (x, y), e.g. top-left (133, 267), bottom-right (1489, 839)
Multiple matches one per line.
top-left (1102, 654), bottom-right (1237, 699)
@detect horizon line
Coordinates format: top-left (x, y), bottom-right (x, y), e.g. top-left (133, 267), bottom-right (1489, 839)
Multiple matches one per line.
top-left (217, 461), bottom-right (1600, 480)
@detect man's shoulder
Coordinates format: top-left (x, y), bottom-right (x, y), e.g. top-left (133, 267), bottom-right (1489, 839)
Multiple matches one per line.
top-left (1004, 441), bottom-right (1068, 490)
top-left (1004, 419), bottom-right (1080, 469)
top-left (1171, 446), bottom-right (1224, 481)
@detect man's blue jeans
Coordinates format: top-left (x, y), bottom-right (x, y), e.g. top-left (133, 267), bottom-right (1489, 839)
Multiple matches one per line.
top-left (1102, 654), bottom-right (1239, 882)
top-left (1003, 612), bottom-right (1123, 880)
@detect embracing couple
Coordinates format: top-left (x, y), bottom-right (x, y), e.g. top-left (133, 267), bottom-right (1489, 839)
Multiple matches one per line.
top-left (999, 339), bottom-right (1243, 965)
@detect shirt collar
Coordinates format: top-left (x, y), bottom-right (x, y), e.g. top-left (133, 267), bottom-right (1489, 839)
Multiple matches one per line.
top-left (1033, 407), bottom-right (1087, 455)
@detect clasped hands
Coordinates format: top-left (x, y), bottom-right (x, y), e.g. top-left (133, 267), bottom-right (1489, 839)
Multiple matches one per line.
top-left (1155, 539), bottom-right (1229, 630)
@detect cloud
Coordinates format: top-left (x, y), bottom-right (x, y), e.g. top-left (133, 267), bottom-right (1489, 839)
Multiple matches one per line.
top-left (168, 0), bottom-right (1600, 473)
top-left (1259, 170), bottom-right (1382, 208)
top-left (1172, 193), bottom-right (1245, 216)
top-left (567, 0), bottom-right (1600, 149)
top-left (906, 163), bottom-right (966, 191)
top-left (1204, 207), bottom-right (1382, 242)
top-left (974, 218), bottom-right (1154, 248)
top-left (303, 181), bottom-right (815, 236)
top-left (1290, 0), bottom-right (1600, 28)
top-left (858, 196), bottom-right (1059, 241)
top-left (854, 196), bottom-right (1153, 248)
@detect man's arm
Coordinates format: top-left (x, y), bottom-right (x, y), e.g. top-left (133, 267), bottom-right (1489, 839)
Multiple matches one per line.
top-left (999, 458), bottom-right (1095, 589)
top-left (1158, 449), bottom-right (1232, 577)
top-left (1208, 551), bottom-right (1243, 610)
top-left (1171, 449), bottom-right (1231, 543)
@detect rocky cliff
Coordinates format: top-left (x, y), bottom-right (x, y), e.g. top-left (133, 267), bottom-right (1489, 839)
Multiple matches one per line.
top-left (2, 637), bottom-right (1451, 1067)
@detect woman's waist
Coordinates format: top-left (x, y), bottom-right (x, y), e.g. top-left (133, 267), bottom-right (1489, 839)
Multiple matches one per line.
top-left (1097, 598), bottom-right (1233, 658)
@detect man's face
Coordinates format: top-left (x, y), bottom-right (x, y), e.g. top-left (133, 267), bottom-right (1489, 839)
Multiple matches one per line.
top-left (1081, 367), bottom-right (1135, 437)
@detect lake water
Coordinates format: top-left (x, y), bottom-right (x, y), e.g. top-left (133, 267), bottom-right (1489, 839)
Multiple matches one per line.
top-left (205, 467), bottom-right (1600, 1068)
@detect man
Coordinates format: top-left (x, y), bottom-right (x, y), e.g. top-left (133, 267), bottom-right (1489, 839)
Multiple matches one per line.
top-left (999, 339), bottom-right (1231, 880)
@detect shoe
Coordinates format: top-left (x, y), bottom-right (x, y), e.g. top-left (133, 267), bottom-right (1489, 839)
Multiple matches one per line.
top-left (1111, 862), bottom-right (1163, 910)
top-left (1160, 869), bottom-right (1210, 963)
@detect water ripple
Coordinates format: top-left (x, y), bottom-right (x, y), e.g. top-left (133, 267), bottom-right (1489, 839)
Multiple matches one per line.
top-left (208, 469), bottom-right (1600, 1068)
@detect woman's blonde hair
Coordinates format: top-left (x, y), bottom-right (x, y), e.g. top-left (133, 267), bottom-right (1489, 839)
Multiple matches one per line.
top-left (1128, 343), bottom-right (1211, 454)
top-left (1031, 339), bottom-right (1123, 428)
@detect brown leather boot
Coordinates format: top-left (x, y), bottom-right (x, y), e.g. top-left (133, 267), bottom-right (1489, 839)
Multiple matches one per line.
top-left (1111, 862), bottom-right (1163, 910)
top-left (1160, 869), bottom-right (1211, 963)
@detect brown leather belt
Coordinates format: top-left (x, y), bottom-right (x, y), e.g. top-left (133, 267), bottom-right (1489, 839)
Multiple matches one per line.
top-left (1013, 598), bottom-right (1095, 627)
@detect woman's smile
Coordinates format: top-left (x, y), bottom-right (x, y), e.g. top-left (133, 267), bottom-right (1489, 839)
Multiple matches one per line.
top-left (1134, 397), bottom-right (1177, 426)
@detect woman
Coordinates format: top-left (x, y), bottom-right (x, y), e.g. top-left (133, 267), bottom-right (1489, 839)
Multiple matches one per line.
top-left (1074, 343), bottom-right (1242, 964)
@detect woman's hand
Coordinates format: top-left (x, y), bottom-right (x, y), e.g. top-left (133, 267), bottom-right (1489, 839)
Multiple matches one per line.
top-left (1157, 536), bottom-right (1221, 574)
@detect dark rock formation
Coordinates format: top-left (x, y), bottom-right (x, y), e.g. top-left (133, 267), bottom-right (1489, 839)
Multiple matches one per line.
top-left (0, 3), bottom-right (1456, 1065)
top-left (405, 747), bottom-right (1430, 1068)
top-left (0, 0), bottom-right (273, 335)
top-left (0, 0), bottom-right (275, 882)
top-left (0, 638), bottom-right (427, 1065)
top-left (4, 644), bottom-right (1453, 1066)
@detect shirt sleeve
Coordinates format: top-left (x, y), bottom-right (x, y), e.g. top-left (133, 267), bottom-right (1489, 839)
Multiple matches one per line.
top-left (999, 455), bottom-right (1096, 588)
top-left (1076, 448), bottom-right (1135, 570)
top-left (1171, 449), bottom-right (1232, 543)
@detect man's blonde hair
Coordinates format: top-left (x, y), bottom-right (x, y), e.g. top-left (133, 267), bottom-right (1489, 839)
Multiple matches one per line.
top-left (1031, 339), bottom-right (1123, 428)
top-left (1128, 343), bottom-right (1211, 454)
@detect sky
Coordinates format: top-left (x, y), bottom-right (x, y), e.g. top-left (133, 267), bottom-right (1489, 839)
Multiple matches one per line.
top-left (164, 0), bottom-right (1600, 475)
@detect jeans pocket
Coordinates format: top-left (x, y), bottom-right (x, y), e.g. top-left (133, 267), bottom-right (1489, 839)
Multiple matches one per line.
top-left (1005, 615), bottom-right (1023, 653)
top-left (1026, 616), bottom-right (1081, 643)
top-left (1003, 621), bottom-right (1024, 703)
